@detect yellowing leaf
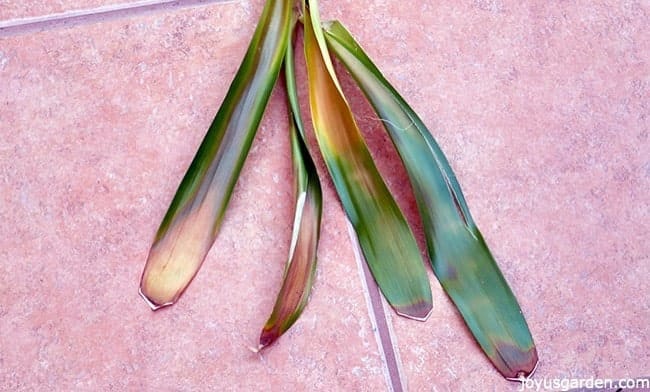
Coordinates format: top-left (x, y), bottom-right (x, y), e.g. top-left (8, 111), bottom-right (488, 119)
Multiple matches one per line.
top-left (259, 26), bottom-right (323, 349)
top-left (302, 0), bottom-right (432, 320)
top-left (140, 0), bottom-right (294, 309)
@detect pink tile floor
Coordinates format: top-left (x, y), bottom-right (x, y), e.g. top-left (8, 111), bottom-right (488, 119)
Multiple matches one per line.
top-left (1, 1), bottom-right (648, 391)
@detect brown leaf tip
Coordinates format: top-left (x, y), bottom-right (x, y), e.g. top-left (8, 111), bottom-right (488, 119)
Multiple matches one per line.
top-left (258, 328), bottom-right (280, 351)
top-left (395, 300), bottom-right (433, 322)
top-left (495, 342), bottom-right (539, 381)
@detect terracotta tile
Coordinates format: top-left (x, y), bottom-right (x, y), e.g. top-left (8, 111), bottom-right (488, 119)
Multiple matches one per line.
top-left (324, 1), bottom-right (648, 390)
top-left (0, 3), bottom-right (388, 390)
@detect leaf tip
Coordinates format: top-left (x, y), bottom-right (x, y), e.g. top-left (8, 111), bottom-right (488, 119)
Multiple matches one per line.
top-left (138, 285), bottom-right (173, 311)
top-left (247, 345), bottom-right (262, 354)
top-left (258, 328), bottom-right (280, 351)
top-left (494, 341), bottom-right (539, 380)
top-left (395, 300), bottom-right (433, 321)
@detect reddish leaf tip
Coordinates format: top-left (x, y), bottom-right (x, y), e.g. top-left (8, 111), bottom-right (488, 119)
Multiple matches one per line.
top-left (495, 342), bottom-right (539, 380)
top-left (258, 328), bottom-right (280, 350)
top-left (395, 300), bottom-right (433, 321)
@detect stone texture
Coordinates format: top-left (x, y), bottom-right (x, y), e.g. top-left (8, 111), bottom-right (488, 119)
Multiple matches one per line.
top-left (1, 0), bottom-right (648, 391)
top-left (1, 0), bottom-right (140, 20)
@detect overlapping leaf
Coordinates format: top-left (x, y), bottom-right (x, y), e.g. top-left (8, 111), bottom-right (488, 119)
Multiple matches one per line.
top-left (302, 0), bottom-right (433, 320)
top-left (323, 20), bottom-right (538, 379)
top-left (259, 25), bottom-right (323, 349)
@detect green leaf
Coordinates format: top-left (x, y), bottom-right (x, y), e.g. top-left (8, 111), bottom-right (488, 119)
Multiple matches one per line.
top-left (302, 0), bottom-right (433, 320)
top-left (259, 22), bottom-right (323, 349)
top-left (323, 20), bottom-right (537, 379)
top-left (139, 0), bottom-right (293, 309)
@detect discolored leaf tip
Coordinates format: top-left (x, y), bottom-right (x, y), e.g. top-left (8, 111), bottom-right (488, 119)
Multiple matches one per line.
top-left (258, 328), bottom-right (280, 351)
top-left (138, 286), bottom-right (174, 311)
top-left (395, 301), bottom-right (433, 322)
top-left (505, 356), bottom-right (539, 383)
top-left (495, 342), bottom-right (539, 381)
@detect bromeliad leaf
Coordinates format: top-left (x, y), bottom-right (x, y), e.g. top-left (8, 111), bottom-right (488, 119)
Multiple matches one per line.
top-left (139, 0), bottom-right (293, 309)
top-left (302, 0), bottom-right (433, 320)
top-left (323, 20), bottom-right (538, 379)
top-left (259, 24), bottom-right (323, 349)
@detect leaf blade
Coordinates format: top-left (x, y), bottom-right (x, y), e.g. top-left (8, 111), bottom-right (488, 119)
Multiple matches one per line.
top-left (302, 1), bottom-right (432, 320)
top-left (323, 20), bottom-right (538, 379)
top-left (259, 26), bottom-right (323, 349)
top-left (139, 0), bottom-right (294, 309)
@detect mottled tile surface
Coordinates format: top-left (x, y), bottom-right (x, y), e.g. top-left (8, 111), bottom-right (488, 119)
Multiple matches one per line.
top-left (1, 0), bottom-right (648, 391)
top-left (1, 0), bottom-right (137, 20)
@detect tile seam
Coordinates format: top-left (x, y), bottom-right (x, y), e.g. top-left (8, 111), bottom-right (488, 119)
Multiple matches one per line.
top-left (380, 296), bottom-right (408, 392)
top-left (347, 220), bottom-right (405, 392)
top-left (0, 0), bottom-right (238, 37)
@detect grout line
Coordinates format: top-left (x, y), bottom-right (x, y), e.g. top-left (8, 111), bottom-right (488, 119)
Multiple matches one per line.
top-left (380, 297), bottom-right (408, 392)
top-left (347, 221), bottom-right (405, 392)
top-left (0, 0), bottom-right (238, 37)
